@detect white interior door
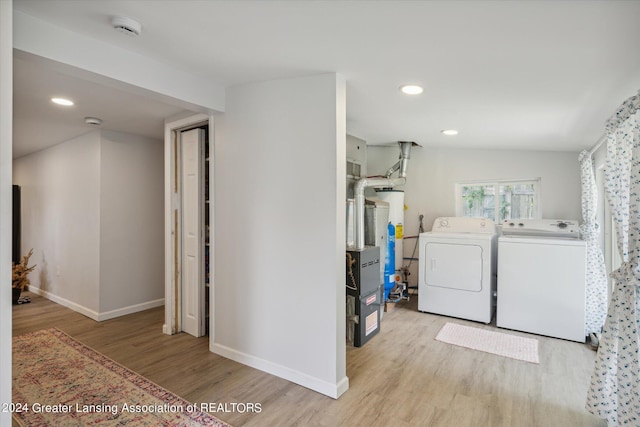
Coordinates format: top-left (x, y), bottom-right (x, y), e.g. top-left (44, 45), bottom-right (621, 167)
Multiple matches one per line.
top-left (181, 128), bottom-right (204, 337)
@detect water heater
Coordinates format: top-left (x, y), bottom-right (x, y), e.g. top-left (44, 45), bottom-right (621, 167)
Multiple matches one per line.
top-left (376, 190), bottom-right (404, 271)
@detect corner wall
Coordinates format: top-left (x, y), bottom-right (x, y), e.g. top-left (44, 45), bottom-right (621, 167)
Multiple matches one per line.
top-left (13, 130), bottom-right (164, 320)
top-left (0, 0), bottom-right (13, 422)
top-left (213, 73), bottom-right (348, 398)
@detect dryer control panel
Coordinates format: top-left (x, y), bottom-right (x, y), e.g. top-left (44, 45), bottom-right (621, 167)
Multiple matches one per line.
top-left (431, 217), bottom-right (496, 234)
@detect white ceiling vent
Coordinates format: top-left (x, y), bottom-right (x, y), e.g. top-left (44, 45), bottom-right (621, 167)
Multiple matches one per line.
top-left (84, 117), bottom-right (103, 126)
top-left (111, 16), bottom-right (142, 37)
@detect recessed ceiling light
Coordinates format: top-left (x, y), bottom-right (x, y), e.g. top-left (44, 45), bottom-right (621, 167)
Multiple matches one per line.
top-left (400, 85), bottom-right (424, 95)
top-left (51, 97), bottom-right (74, 106)
top-left (441, 129), bottom-right (459, 136)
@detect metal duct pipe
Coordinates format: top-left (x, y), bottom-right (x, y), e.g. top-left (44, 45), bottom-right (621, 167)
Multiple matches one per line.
top-left (398, 141), bottom-right (413, 178)
top-left (384, 161), bottom-right (401, 179)
top-left (353, 141), bottom-right (417, 250)
top-left (384, 141), bottom-right (413, 178)
top-left (354, 177), bottom-right (406, 250)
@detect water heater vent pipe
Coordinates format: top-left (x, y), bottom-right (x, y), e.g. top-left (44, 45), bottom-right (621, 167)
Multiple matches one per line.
top-left (384, 140), bottom-right (413, 179)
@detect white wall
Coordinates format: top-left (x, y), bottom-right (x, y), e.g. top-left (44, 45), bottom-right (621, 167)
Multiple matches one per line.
top-left (346, 134), bottom-right (367, 176)
top-left (14, 132), bottom-right (102, 314)
top-left (99, 131), bottom-right (164, 314)
top-left (369, 145), bottom-right (582, 227)
top-left (213, 73), bottom-right (348, 398)
top-left (368, 145), bottom-right (582, 285)
top-left (13, 130), bottom-right (165, 320)
top-left (0, 0), bottom-right (13, 422)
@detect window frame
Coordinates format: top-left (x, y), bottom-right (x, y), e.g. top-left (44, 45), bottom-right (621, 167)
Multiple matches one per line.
top-left (454, 178), bottom-right (542, 223)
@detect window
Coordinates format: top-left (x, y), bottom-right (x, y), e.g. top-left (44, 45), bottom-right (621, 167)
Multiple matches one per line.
top-left (455, 179), bottom-right (541, 223)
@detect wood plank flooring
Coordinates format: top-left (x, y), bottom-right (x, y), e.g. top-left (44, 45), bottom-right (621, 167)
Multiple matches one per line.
top-left (12, 292), bottom-right (606, 426)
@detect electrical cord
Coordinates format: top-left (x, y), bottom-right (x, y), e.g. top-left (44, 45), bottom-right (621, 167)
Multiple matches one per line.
top-left (406, 214), bottom-right (424, 272)
top-left (345, 253), bottom-right (358, 291)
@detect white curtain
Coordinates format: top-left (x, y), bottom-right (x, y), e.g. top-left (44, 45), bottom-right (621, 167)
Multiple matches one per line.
top-left (579, 150), bottom-right (608, 335)
top-left (586, 91), bottom-right (640, 426)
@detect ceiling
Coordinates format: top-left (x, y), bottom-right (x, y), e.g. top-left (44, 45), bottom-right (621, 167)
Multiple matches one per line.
top-left (12, 0), bottom-right (640, 158)
top-left (13, 54), bottom-right (188, 158)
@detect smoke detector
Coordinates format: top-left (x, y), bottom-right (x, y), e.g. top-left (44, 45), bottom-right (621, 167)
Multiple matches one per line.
top-left (111, 16), bottom-right (142, 37)
top-left (84, 117), bottom-right (103, 126)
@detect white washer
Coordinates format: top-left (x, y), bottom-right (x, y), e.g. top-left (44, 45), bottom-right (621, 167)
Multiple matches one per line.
top-left (418, 217), bottom-right (497, 323)
top-left (497, 219), bottom-right (586, 342)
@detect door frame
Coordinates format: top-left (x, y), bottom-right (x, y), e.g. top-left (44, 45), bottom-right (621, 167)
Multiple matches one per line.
top-left (163, 113), bottom-right (214, 337)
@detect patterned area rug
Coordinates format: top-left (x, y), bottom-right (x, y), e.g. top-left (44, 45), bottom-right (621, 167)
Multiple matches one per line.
top-left (13, 328), bottom-right (231, 426)
top-left (435, 322), bottom-right (540, 364)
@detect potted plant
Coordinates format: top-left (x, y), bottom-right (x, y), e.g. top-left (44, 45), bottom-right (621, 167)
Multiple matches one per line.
top-left (12, 249), bottom-right (36, 305)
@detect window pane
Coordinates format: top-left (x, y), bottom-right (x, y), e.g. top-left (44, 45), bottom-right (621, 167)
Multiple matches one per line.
top-left (461, 185), bottom-right (494, 219)
top-left (458, 180), bottom-right (539, 221)
top-left (499, 183), bottom-right (536, 221)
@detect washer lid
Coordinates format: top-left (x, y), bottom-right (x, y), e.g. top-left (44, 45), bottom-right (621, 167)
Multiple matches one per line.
top-left (430, 217), bottom-right (496, 235)
top-left (501, 219), bottom-right (580, 238)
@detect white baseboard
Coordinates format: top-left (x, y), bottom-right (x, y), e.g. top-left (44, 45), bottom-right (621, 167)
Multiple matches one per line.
top-left (336, 376), bottom-right (349, 398)
top-left (28, 287), bottom-right (164, 322)
top-left (28, 287), bottom-right (100, 320)
top-left (210, 342), bottom-right (349, 399)
top-left (96, 298), bottom-right (164, 321)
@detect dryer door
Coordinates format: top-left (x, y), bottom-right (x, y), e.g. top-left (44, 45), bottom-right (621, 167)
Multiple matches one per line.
top-left (423, 242), bottom-right (483, 291)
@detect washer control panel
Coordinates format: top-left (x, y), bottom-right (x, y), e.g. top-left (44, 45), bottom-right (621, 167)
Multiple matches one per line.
top-left (501, 219), bottom-right (580, 238)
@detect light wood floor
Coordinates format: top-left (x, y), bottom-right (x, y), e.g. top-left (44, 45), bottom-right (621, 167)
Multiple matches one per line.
top-left (12, 292), bottom-right (606, 427)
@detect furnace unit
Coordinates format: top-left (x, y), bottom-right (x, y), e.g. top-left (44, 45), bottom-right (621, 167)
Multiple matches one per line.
top-left (346, 246), bottom-right (381, 347)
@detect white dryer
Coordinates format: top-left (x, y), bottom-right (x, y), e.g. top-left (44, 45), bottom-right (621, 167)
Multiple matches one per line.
top-left (418, 217), bottom-right (497, 323)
